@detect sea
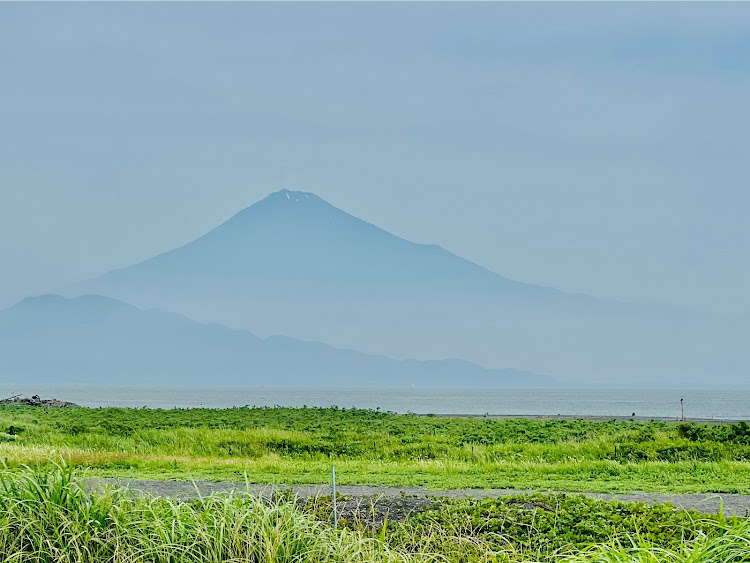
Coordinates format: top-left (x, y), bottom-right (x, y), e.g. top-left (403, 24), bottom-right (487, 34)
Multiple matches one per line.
top-left (0, 386), bottom-right (748, 421)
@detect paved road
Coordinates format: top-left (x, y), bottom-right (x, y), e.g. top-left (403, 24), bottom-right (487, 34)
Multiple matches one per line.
top-left (88, 478), bottom-right (750, 516)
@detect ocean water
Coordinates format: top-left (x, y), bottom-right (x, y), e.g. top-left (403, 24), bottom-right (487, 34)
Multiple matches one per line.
top-left (0, 386), bottom-right (748, 420)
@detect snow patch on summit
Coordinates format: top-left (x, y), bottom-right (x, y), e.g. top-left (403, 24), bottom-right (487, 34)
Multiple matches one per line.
top-left (275, 189), bottom-right (318, 203)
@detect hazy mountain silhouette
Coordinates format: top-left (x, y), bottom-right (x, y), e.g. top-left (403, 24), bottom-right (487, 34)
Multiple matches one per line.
top-left (71, 189), bottom-right (566, 298)
top-left (64, 189), bottom-right (749, 387)
top-left (0, 294), bottom-right (553, 387)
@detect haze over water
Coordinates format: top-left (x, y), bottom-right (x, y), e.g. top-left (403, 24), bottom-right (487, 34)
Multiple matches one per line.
top-left (2, 386), bottom-right (748, 421)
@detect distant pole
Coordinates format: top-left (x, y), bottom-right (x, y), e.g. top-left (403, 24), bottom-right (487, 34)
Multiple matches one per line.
top-left (331, 465), bottom-right (338, 529)
top-left (681, 398), bottom-right (684, 422)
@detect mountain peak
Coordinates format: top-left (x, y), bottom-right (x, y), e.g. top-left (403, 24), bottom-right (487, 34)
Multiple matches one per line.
top-left (266, 189), bottom-right (320, 204)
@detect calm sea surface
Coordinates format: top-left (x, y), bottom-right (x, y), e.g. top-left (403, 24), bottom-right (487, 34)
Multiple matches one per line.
top-left (0, 386), bottom-right (748, 420)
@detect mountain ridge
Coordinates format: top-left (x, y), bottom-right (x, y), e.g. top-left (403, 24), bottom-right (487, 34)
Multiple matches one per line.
top-left (0, 294), bottom-right (554, 388)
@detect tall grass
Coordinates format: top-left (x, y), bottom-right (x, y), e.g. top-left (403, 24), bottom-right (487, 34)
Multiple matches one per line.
top-left (563, 521), bottom-right (750, 562)
top-left (0, 463), bottom-right (404, 563)
top-left (0, 464), bottom-right (749, 562)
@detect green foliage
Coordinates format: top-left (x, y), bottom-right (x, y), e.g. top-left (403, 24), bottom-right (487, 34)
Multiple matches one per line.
top-left (678, 420), bottom-right (750, 445)
top-left (563, 520), bottom-right (750, 563)
top-left (0, 463), bottom-right (404, 563)
top-left (395, 494), bottom-right (738, 560)
top-left (2, 464), bottom-right (748, 563)
top-left (729, 421), bottom-right (750, 444)
top-left (0, 406), bottom-right (749, 492)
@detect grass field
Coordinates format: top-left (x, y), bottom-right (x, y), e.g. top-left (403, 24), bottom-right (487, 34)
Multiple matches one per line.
top-left (0, 463), bottom-right (748, 563)
top-left (1, 406), bottom-right (750, 493)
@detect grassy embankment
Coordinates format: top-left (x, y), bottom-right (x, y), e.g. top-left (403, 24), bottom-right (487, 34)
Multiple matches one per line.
top-left (1, 406), bottom-right (750, 493)
top-left (0, 464), bottom-right (748, 563)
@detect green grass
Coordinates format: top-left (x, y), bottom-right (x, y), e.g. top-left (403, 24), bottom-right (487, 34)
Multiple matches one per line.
top-left (1, 406), bottom-right (749, 492)
top-left (1, 463), bottom-right (749, 563)
top-left (561, 523), bottom-right (750, 563)
top-left (393, 494), bottom-right (741, 560)
top-left (0, 463), bottom-right (404, 563)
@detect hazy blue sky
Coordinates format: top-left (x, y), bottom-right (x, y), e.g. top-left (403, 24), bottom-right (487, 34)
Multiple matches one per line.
top-left (1, 3), bottom-right (749, 314)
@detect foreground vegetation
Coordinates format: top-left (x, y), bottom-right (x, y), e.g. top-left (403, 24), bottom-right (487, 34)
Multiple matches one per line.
top-left (0, 464), bottom-right (393, 563)
top-left (1, 406), bottom-right (750, 492)
top-left (0, 464), bottom-right (748, 563)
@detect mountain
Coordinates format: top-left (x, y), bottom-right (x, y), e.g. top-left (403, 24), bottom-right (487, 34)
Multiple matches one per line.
top-left (69, 189), bottom-right (569, 299)
top-left (0, 294), bottom-right (553, 387)
top-left (63, 190), bottom-right (749, 387)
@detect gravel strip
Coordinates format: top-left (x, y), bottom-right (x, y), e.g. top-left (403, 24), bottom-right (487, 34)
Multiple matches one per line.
top-left (87, 478), bottom-right (750, 516)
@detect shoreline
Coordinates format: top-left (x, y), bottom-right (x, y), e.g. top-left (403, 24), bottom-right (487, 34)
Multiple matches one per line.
top-left (2, 387), bottom-right (749, 420)
top-left (428, 413), bottom-right (744, 423)
top-left (1, 399), bottom-right (744, 422)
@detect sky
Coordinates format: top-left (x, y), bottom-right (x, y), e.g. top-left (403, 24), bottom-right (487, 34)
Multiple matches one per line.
top-left (1, 3), bottom-right (749, 315)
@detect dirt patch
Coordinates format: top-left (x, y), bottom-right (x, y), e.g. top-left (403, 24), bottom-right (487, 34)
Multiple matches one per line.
top-left (299, 494), bottom-right (433, 527)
